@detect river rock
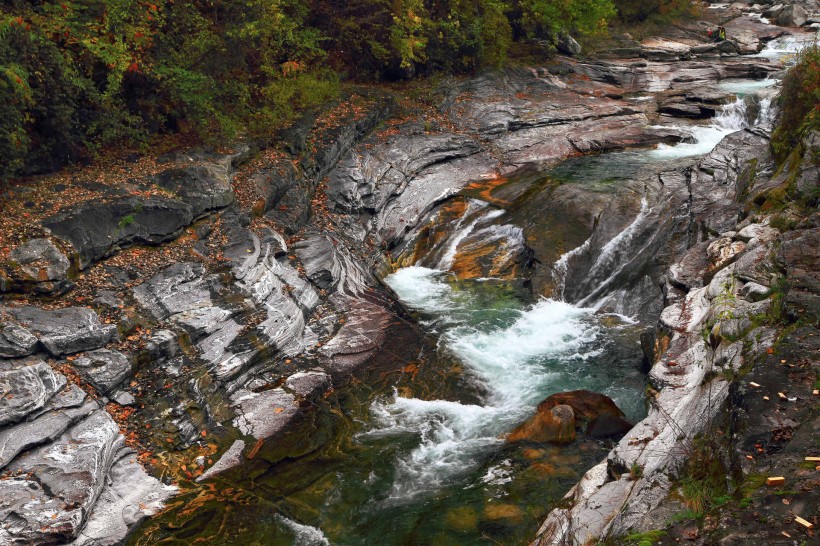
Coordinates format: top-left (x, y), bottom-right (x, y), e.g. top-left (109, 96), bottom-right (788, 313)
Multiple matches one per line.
top-left (231, 388), bottom-right (299, 440)
top-left (72, 349), bottom-right (132, 394)
top-left (0, 358), bottom-right (66, 426)
top-left (0, 410), bottom-right (121, 544)
top-left (0, 321), bottom-right (38, 358)
top-left (6, 238), bottom-right (72, 294)
top-left (0, 383), bottom-right (96, 470)
top-left (69, 447), bottom-right (177, 546)
top-left (537, 390), bottom-right (631, 438)
top-left (776, 4), bottom-right (808, 26)
top-left (284, 371), bottom-right (332, 400)
top-left (508, 404), bottom-right (577, 444)
top-left (319, 297), bottom-right (392, 378)
top-left (2, 306), bottom-right (116, 356)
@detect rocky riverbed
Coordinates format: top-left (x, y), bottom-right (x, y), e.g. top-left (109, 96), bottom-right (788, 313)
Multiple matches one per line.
top-left (1, 2), bottom-right (818, 544)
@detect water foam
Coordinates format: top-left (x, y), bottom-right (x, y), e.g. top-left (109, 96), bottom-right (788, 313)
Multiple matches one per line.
top-left (374, 266), bottom-right (602, 499)
top-left (275, 515), bottom-right (331, 546)
top-left (649, 97), bottom-right (747, 159)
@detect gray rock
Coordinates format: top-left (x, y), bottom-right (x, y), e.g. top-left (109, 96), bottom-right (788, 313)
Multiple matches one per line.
top-left (72, 349), bottom-right (132, 394)
top-left (6, 238), bottom-right (72, 294)
top-left (284, 371), bottom-right (332, 400)
top-left (44, 197), bottom-right (195, 269)
top-left (293, 233), bottom-right (371, 296)
top-left (557, 34), bottom-right (582, 56)
top-left (0, 410), bottom-right (121, 545)
top-left (3, 306), bottom-right (116, 356)
top-left (132, 262), bottom-right (212, 322)
top-left (740, 281), bottom-right (770, 301)
top-left (69, 448), bottom-right (176, 546)
top-left (231, 388), bottom-right (299, 440)
top-left (151, 163), bottom-right (235, 218)
top-left (111, 390), bottom-right (136, 406)
top-left (197, 439), bottom-right (246, 482)
top-left (320, 298), bottom-right (391, 378)
top-left (0, 383), bottom-right (97, 470)
top-left (0, 321), bottom-right (38, 358)
top-left (0, 358), bottom-right (66, 426)
top-left (776, 4), bottom-right (808, 26)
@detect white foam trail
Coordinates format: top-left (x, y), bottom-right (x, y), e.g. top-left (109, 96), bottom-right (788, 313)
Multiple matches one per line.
top-left (436, 200), bottom-right (491, 270)
top-left (716, 78), bottom-right (776, 94)
top-left (376, 267), bottom-right (601, 499)
top-left (275, 515), bottom-right (331, 546)
top-left (649, 97), bottom-right (747, 159)
top-left (552, 236), bottom-right (592, 300)
top-left (755, 97), bottom-right (773, 127)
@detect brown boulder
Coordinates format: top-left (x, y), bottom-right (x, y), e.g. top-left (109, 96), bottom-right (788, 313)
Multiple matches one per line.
top-left (520, 389), bottom-right (634, 440)
top-left (508, 404), bottom-right (576, 444)
top-left (537, 390), bottom-right (625, 422)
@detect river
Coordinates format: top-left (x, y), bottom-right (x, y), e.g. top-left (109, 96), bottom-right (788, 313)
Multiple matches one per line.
top-left (127, 30), bottom-right (809, 546)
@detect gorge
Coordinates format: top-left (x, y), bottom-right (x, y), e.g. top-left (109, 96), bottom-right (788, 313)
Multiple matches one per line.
top-left (0, 2), bottom-right (818, 545)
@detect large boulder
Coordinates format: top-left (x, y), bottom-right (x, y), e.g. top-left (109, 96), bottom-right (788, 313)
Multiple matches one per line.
top-left (776, 5), bottom-right (808, 27)
top-left (536, 390), bottom-right (632, 439)
top-left (511, 389), bottom-right (632, 444)
top-left (508, 404), bottom-right (577, 444)
top-left (557, 34), bottom-right (582, 57)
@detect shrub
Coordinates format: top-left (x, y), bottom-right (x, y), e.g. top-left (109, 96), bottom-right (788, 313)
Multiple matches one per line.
top-left (772, 43), bottom-right (820, 161)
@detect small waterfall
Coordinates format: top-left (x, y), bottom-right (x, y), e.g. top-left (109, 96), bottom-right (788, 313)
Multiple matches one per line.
top-left (275, 515), bottom-right (330, 545)
top-left (649, 97), bottom-right (748, 159)
top-left (435, 200), bottom-right (492, 270)
top-left (755, 97), bottom-right (773, 127)
top-left (713, 97), bottom-right (748, 131)
top-left (552, 236), bottom-right (592, 299)
top-left (575, 197), bottom-right (652, 308)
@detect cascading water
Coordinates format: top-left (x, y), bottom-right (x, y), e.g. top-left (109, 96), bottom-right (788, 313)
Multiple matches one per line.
top-left (649, 97), bottom-right (749, 159)
top-left (373, 266), bottom-right (642, 500)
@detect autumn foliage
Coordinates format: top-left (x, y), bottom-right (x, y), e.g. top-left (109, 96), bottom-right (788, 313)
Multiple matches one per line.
top-left (0, 0), bottom-right (633, 180)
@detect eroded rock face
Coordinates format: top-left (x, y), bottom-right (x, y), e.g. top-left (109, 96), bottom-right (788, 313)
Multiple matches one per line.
top-left (0, 358), bottom-right (66, 426)
top-left (0, 411), bottom-right (137, 544)
top-left (2, 306), bottom-right (116, 357)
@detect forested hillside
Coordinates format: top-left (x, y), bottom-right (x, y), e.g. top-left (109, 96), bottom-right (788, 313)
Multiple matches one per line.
top-left (0, 0), bottom-right (689, 180)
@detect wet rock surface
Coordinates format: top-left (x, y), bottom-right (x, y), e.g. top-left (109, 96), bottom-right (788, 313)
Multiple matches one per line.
top-left (0, 7), bottom-right (815, 544)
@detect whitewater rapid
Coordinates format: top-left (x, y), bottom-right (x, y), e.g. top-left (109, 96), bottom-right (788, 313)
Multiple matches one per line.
top-left (366, 267), bottom-right (620, 499)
